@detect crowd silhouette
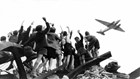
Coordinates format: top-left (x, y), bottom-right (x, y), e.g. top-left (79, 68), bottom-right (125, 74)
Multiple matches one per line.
top-left (0, 17), bottom-right (129, 79)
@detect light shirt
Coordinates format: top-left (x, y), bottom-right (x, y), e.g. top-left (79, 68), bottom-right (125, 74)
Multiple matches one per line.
top-left (0, 41), bottom-right (18, 51)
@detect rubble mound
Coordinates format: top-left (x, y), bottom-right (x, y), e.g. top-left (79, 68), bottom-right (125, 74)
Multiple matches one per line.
top-left (76, 65), bottom-right (129, 79)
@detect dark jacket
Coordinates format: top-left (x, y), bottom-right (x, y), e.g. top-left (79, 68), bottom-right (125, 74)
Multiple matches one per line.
top-left (85, 35), bottom-right (100, 51)
top-left (24, 24), bottom-right (50, 51)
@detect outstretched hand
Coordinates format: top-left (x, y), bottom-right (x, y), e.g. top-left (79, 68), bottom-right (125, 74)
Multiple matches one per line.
top-left (21, 20), bottom-right (25, 26)
top-left (77, 30), bottom-right (80, 33)
top-left (51, 23), bottom-right (54, 27)
top-left (42, 17), bottom-right (47, 22)
top-left (66, 26), bottom-right (69, 28)
top-left (31, 21), bottom-right (34, 25)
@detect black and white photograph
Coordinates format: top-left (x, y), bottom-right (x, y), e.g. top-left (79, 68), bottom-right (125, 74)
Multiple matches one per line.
top-left (0, 0), bottom-right (139, 79)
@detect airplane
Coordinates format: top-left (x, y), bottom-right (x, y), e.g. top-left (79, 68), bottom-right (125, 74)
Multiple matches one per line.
top-left (95, 19), bottom-right (125, 35)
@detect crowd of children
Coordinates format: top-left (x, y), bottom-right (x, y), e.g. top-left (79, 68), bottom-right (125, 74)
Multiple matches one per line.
top-left (0, 17), bottom-right (100, 77)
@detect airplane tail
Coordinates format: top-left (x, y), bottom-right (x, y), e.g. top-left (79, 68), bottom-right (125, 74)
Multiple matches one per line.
top-left (97, 31), bottom-right (105, 35)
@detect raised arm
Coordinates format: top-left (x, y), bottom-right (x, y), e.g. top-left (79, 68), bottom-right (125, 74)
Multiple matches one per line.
top-left (26, 24), bottom-right (32, 35)
top-left (42, 17), bottom-right (50, 34)
top-left (78, 30), bottom-right (83, 42)
top-left (23, 26), bottom-right (32, 42)
top-left (26, 21), bottom-right (33, 34)
top-left (66, 26), bottom-right (71, 39)
top-left (70, 30), bottom-right (73, 39)
top-left (17, 21), bottom-right (24, 43)
top-left (19, 20), bottom-right (24, 32)
top-left (19, 26), bottom-right (23, 34)
top-left (67, 26), bottom-right (71, 34)
top-left (23, 33), bottom-right (35, 46)
top-left (18, 20), bottom-right (24, 35)
top-left (66, 26), bottom-right (72, 43)
top-left (59, 26), bottom-right (64, 40)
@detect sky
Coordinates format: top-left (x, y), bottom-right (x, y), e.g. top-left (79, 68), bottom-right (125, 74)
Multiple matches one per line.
top-left (0, 0), bottom-right (140, 74)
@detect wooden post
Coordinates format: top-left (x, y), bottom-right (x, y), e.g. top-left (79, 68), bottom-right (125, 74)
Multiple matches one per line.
top-left (67, 51), bottom-right (112, 79)
top-left (2, 46), bottom-right (27, 79)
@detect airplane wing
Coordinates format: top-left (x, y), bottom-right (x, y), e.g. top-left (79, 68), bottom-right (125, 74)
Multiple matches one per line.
top-left (95, 19), bottom-right (111, 27)
top-left (114, 24), bottom-right (125, 32)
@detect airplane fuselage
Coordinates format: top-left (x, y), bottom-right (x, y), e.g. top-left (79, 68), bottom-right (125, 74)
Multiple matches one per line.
top-left (96, 19), bottom-right (124, 35)
top-left (102, 27), bottom-right (112, 32)
top-left (102, 23), bottom-right (118, 32)
top-left (102, 20), bottom-right (120, 32)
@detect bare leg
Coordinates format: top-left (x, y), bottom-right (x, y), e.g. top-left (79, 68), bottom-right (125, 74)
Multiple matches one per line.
top-left (65, 55), bottom-right (70, 70)
top-left (91, 49), bottom-right (98, 59)
top-left (56, 54), bottom-right (62, 67)
top-left (48, 58), bottom-right (53, 71)
top-left (63, 56), bottom-right (66, 64)
top-left (36, 56), bottom-right (47, 74)
top-left (69, 55), bottom-right (74, 71)
top-left (88, 50), bottom-right (93, 58)
top-left (42, 58), bottom-right (48, 72)
top-left (31, 54), bottom-right (43, 77)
